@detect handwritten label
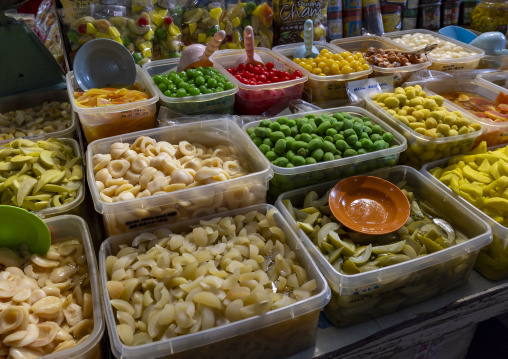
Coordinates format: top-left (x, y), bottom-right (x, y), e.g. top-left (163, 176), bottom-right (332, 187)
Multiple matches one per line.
top-left (346, 76), bottom-right (394, 100)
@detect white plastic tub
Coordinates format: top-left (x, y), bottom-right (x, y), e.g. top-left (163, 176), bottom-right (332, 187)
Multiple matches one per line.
top-left (272, 41), bottom-right (373, 103)
top-left (331, 35), bottom-right (431, 86)
top-left (242, 106), bottom-right (407, 199)
top-left (211, 48), bottom-right (308, 115)
top-left (87, 119), bottom-right (273, 235)
top-left (142, 58), bottom-right (238, 116)
top-left (66, 65), bottom-right (158, 143)
top-left (276, 165), bottom-right (492, 326)
top-left (0, 89), bottom-right (76, 145)
top-left (383, 29), bottom-right (485, 71)
top-left (99, 204), bottom-right (330, 359)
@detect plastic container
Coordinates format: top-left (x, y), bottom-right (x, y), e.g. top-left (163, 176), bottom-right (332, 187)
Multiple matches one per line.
top-left (331, 35), bottom-right (431, 86)
top-left (211, 48), bottom-right (308, 116)
top-left (242, 106), bottom-right (407, 199)
top-left (38, 215), bottom-right (104, 359)
top-left (0, 89), bottom-right (76, 145)
top-left (402, 0), bottom-right (420, 30)
top-left (476, 70), bottom-right (508, 89)
top-left (87, 119), bottom-right (273, 235)
top-left (459, 0), bottom-right (480, 26)
top-left (365, 92), bottom-right (483, 168)
top-left (142, 58), bottom-right (238, 116)
top-left (272, 42), bottom-right (372, 103)
top-left (66, 65), bottom-right (158, 143)
top-left (381, 4), bottom-right (403, 33)
top-left (418, 1), bottom-right (442, 30)
top-left (471, 0), bottom-right (508, 34)
top-left (421, 144), bottom-right (508, 280)
top-left (424, 79), bottom-right (508, 146)
top-left (441, 1), bottom-right (462, 27)
top-left (275, 165), bottom-right (492, 326)
top-left (384, 29), bottom-right (485, 71)
top-left (99, 204), bottom-right (331, 359)
top-left (480, 42), bottom-right (508, 70)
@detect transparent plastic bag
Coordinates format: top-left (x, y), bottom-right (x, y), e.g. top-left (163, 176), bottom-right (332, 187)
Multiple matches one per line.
top-left (180, 0), bottom-right (226, 46)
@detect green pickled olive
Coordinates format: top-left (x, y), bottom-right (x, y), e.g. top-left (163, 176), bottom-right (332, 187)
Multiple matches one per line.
top-left (287, 119), bottom-right (296, 127)
top-left (353, 122), bottom-right (364, 136)
top-left (272, 157), bottom-right (289, 167)
top-left (270, 131), bottom-right (285, 142)
top-left (305, 114), bottom-right (316, 119)
top-left (353, 141), bottom-right (363, 151)
top-left (335, 140), bottom-right (349, 152)
top-left (383, 132), bottom-right (394, 144)
top-left (295, 134), bottom-right (301, 141)
top-left (323, 152), bottom-right (335, 161)
top-left (276, 116), bottom-right (288, 124)
top-left (346, 135), bottom-right (359, 146)
top-left (297, 148), bottom-right (309, 157)
top-left (324, 136), bottom-right (333, 143)
top-left (317, 121), bottom-right (332, 135)
top-left (363, 126), bottom-right (372, 136)
top-left (357, 148), bottom-right (368, 155)
top-left (322, 141), bottom-right (336, 153)
top-left (265, 151), bottom-right (278, 161)
top-left (300, 133), bottom-right (313, 143)
top-left (263, 138), bottom-right (273, 147)
top-left (326, 128), bottom-right (338, 137)
top-left (373, 140), bottom-right (387, 151)
top-left (343, 128), bottom-right (356, 139)
top-left (280, 125), bottom-right (291, 136)
top-left (291, 141), bottom-right (308, 151)
top-left (343, 119), bottom-right (354, 130)
top-left (360, 138), bottom-right (373, 150)
top-left (312, 149), bottom-right (324, 161)
top-left (333, 121), bottom-right (344, 132)
top-left (343, 149), bottom-right (357, 157)
top-left (252, 137), bottom-right (263, 147)
top-left (254, 127), bottom-right (267, 138)
top-left (246, 127), bottom-right (255, 135)
top-left (290, 126), bottom-right (299, 137)
top-left (291, 155), bottom-right (306, 166)
top-left (274, 139), bottom-right (287, 154)
top-left (285, 150), bottom-right (296, 160)
top-left (259, 144), bottom-right (270, 154)
top-left (360, 132), bottom-right (370, 140)
top-left (372, 124), bottom-right (383, 135)
top-left (334, 154), bottom-right (342, 159)
top-left (333, 113), bottom-right (345, 121)
top-left (300, 124), bottom-right (314, 134)
top-left (286, 163), bottom-right (295, 168)
top-left (370, 134), bottom-right (382, 142)
top-left (306, 157), bottom-right (317, 164)
top-left (296, 118), bottom-right (308, 130)
top-left (260, 119), bottom-right (271, 127)
top-left (269, 122), bottom-right (280, 132)
top-left (285, 137), bottom-right (295, 148)
top-left (308, 138), bottom-right (323, 151)
top-left (314, 116), bottom-right (324, 126)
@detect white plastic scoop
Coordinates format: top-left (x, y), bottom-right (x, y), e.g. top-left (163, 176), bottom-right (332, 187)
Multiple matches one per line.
top-left (235, 26), bottom-right (263, 66)
top-left (177, 30), bottom-right (226, 72)
top-left (293, 19), bottom-right (319, 59)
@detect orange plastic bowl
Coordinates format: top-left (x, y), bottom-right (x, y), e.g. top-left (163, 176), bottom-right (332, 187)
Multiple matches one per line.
top-left (328, 175), bottom-right (410, 235)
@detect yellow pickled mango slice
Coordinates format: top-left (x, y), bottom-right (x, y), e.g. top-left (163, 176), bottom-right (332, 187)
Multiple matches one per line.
top-left (371, 240), bottom-right (406, 254)
top-left (484, 177), bottom-right (508, 193)
top-left (303, 212), bottom-right (320, 225)
top-left (415, 233), bottom-right (444, 253)
top-left (232, 16), bottom-right (240, 28)
top-left (69, 165), bottom-right (83, 181)
top-left (34, 169), bottom-right (61, 194)
top-left (27, 193), bottom-right (52, 201)
top-left (189, 22), bottom-right (197, 35)
top-left (169, 23), bottom-right (180, 37)
top-left (52, 195), bottom-right (62, 207)
top-left (328, 247), bottom-right (343, 264)
top-left (301, 207), bottom-right (320, 215)
top-left (95, 32), bottom-right (110, 39)
top-left (484, 197), bottom-right (508, 215)
top-left (342, 260), bottom-right (361, 274)
top-left (321, 241), bottom-right (335, 253)
top-left (478, 159), bottom-right (491, 174)
top-left (144, 29), bottom-right (154, 41)
top-left (0, 148), bottom-right (16, 160)
top-left (471, 141), bottom-right (488, 154)
top-left (498, 159), bottom-right (508, 177)
top-left (21, 199), bottom-right (36, 211)
top-left (0, 162), bottom-right (14, 171)
top-left (328, 232), bottom-right (355, 257)
top-left (157, 9), bottom-right (168, 17)
top-left (41, 184), bottom-right (71, 193)
top-left (490, 161), bottom-right (500, 179)
top-left (17, 163), bottom-right (31, 177)
top-left (209, 7), bottom-right (223, 21)
top-left (458, 183), bottom-right (483, 198)
top-left (297, 221), bottom-right (313, 234)
top-left (39, 150), bottom-right (55, 168)
top-left (477, 152), bottom-right (508, 164)
top-left (142, 48), bottom-right (152, 58)
top-left (16, 177), bottom-right (37, 206)
top-left (152, 14), bottom-right (164, 27)
top-left (462, 165), bottom-right (492, 184)
top-left (113, 36), bottom-right (122, 45)
top-left (9, 155), bottom-right (33, 165)
top-left (109, 26), bottom-right (120, 38)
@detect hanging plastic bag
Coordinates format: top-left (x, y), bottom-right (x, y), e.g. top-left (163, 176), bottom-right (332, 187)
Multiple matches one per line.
top-left (362, 0), bottom-right (384, 35)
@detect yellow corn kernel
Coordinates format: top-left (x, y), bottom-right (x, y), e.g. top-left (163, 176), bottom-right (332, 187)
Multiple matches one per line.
top-left (232, 17), bottom-right (241, 28)
top-left (95, 32), bottom-right (109, 39)
top-left (109, 26), bottom-right (120, 38)
top-left (189, 23), bottom-right (197, 35)
top-left (210, 7), bottom-right (223, 20)
top-left (144, 29), bottom-right (154, 41)
top-left (142, 48), bottom-right (152, 58)
top-left (86, 23), bottom-right (97, 35)
top-left (152, 14), bottom-right (164, 27)
top-left (198, 33), bottom-right (207, 43)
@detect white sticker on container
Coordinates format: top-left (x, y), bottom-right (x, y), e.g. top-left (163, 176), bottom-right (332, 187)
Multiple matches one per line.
top-left (346, 76), bottom-right (394, 102)
top-left (211, 2), bottom-right (221, 8)
top-left (113, 11), bottom-right (123, 16)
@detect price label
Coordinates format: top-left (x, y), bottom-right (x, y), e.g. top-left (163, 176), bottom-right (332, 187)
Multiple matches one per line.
top-left (346, 76), bottom-right (394, 101)
top-left (113, 11), bottom-right (123, 16)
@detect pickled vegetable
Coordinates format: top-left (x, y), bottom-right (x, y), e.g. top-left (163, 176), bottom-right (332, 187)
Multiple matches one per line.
top-left (471, 0), bottom-right (508, 34)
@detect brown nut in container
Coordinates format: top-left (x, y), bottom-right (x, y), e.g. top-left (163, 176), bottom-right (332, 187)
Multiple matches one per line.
top-left (363, 47), bottom-right (428, 68)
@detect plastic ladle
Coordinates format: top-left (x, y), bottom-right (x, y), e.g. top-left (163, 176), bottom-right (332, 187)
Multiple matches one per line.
top-left (235, 26), bottom-right (263, 66)
top-left (293, 19), bottom-right (319, 59)
top-left (73, 38), bottom-right (137, 91)
top-left (470, 32), bottom-right (507, 55)
top-left (177, 30), bottom-right (226, 72)
top-left (0, 205), bottom-right (51, 255)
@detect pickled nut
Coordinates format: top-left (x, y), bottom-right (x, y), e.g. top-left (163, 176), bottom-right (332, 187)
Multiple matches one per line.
top-left (360, 47), bottom-right (428, 68)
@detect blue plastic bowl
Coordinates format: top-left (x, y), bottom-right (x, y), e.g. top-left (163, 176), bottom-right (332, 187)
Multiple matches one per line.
top-left (73, 38), bottom-right (136, 91)
top-left (438, 26), bottom-right (477, 44)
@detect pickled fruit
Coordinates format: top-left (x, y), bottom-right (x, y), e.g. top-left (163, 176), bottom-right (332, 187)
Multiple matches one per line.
top-left (294, 49), bottom-right (370, 76)
top-left (471, 0), bottom-right (508, 34)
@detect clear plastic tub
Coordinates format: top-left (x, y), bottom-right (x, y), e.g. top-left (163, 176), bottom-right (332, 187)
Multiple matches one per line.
top-left (421, 144), bottom-right (508, 280)
top-left (424, 79), bottom-right (508, 146)
top-left (211, 48), bottom-right (308, 116)
top-left (365, 93), bottom-right (483, 168)
top-left (272, 41), bottom-right (372, 103)
top-left (34, 215), bottom-right (104, 359)
top-left (331, 35), bottom-right (431, 86)
top-left (87, 119), bottom-right (273, 235)
top-left (383, 29), bottom-right (485, 71)
top-left (242, 106), bottom-right (407, 199)
top-left (480, 53), bottom-right (508, 71)
top-left (142, 58), bottom-right (238, 116)
top-left (0, 89), bottom-right (76, 146)
top-left (66, 65), bottom-right (158, 143)
top-left (275, 165), bottom-right (492, 326)
top-left (476, 70), bottom-right (508, 90)
top-left (99, 204), bottom-right (330, 359)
